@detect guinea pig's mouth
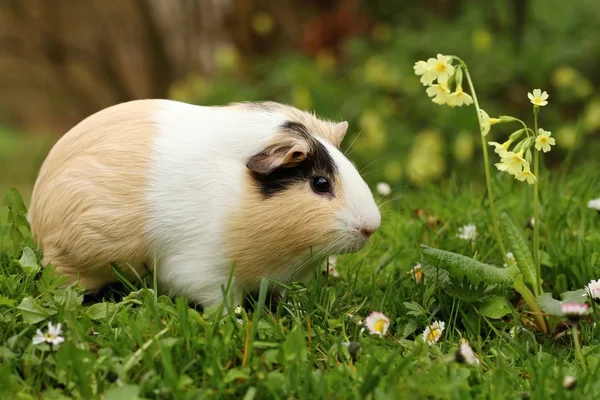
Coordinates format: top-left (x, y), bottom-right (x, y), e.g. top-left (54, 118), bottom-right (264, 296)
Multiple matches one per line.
top-left (336, 233), bottom-right (372, 254)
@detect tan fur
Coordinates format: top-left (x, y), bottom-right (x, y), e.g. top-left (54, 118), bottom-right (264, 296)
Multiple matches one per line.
top-left (225, 174), bottom-right (346, 290)
top-left (29, 100), bottom-right (157, 290)
top-left (232, 101), bottom-right (348, 147)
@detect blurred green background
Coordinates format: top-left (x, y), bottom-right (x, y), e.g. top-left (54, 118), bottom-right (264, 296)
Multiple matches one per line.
top-left (1, 0), bottom-right (599, 201)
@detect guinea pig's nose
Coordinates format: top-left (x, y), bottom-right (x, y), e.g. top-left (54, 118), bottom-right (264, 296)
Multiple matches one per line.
top-left (360, 226), bottom-right (377, 237)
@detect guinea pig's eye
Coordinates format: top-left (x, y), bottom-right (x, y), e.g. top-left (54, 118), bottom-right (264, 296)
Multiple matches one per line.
top-left (311, 176), bottom-right (331, 194)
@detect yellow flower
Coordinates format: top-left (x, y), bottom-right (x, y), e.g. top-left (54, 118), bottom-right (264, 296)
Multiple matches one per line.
top-left (527, 89), bottom-right (549, 106)
top-left (414, 60), bottom-right (436, 86)
top-left (447, 86), bottom-right (473, 107)
top-left (408, 263), bottom-right (423, 283)
top-left (425, 54), bottom-right (455, 84)
top-left (535, 128), bottom-right (556, 153)
top-left (478, 109), bottom-right (501, 136)
top-left (501, 151), bottom-right (528, 175)
top-left (488, 141), bottom-right (511, 157)
top-left (495, 162), bottom-right (509, 172)
top-left (365, 311), bottom-right (390, 336)
top-left (515, 166), bottom-right (537, 184)
top-left (426, 82), bottom-right (451, 105)
top-left (422, 321), bottom-right (445, 345)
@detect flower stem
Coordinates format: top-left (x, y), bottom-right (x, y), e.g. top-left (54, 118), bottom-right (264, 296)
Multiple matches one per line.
top-left (572, 324), bottom-right (587, 370)
top-left (462, 64), bottom-right (507, 260)
top-left (533, 108), bottom-right (542, 295)
top-left (513, 278), bottom-right (547, 334)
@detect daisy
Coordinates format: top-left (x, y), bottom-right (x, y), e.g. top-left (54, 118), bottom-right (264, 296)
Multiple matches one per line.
top-left (500, 151), bottom-right (528, 175)
top-left (560, 302), bottom-right (588, 323)
top-left (426, 82), bottom-right (451, 105)
top-left (327, 256), bottom-right (340, 278)
top-left (447, 86), bottom-right (474, 107)
top-left (376, 182), bottom-right (391, 197)
top-left (458, 223), bottom-right (477, 241)
top-left (527, 89), bottom-right (549, 106)
top-left (587, 198), bottom-right (600, 212)
top-left (413, 60), bottom-right (436, 86)
top-left (422, 320), bottom-right (445, 345)
top-left (455, 340), bottom-right (479, 365)
top-left (535, 129), bottom-right (556, 153)
top-left (425, 54), bottom-right (455, 84)
top-left (32, 322), bottom-right (65, 346)
top-left (365, 311), bottom-right (390, 336)
top-left (583, 279), bottom-right (600, 302)
top-left (234, 306), bottom-right (243, 315)
top-left (562, 376), bottom-right (577, 390)
top-left (408, 263), bottom-right (423, 283)
top-left (515, 166), bottom-right (537, 184)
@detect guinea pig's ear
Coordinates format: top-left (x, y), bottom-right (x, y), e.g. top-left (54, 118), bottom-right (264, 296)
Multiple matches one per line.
top-left (331, 121), bottom-right (349, 147)
top-left (247, 140), bottom-right (309, 175)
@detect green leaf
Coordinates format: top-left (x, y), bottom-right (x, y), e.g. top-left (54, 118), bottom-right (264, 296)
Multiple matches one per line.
top-left (224, 368), bottom-right (251, 383)
top-left (536, 293), bottom-right (562, 316)
top-left (282, 328), bottom-right (307, 362)
top-left (16, 297), bottom-right (57, 324)
top-left (103, 385), bottom-right (141, 400)
top-left (560, 289), bottom-right (587, 303)
top-left (18, 247), bottom-right (40, 274)
top-left (500, 212), bottom-right (537, 294)
top-left (86, 303), bottom-right (119, 320)
top-left (3, 189), bottom-right (27, 214)
top-left (479, 296), bottom-right (511, 319)
top-left (420, 245), bottom-right (518, 288)
top-left (0, 296), bottom-right (16, 307)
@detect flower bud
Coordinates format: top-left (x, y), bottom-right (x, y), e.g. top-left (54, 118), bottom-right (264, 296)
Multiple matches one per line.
top-left (454, 67), bottom-right (463, 87)
top-left (508, 128), bottom-right (526, 141)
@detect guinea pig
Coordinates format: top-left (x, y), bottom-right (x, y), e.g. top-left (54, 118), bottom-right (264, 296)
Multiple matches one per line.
top-left (28, 99), bottom-right (381, 308)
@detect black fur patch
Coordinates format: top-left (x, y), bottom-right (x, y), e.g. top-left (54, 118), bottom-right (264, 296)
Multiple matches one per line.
top-left (249, 121), bottom-right (337, 197)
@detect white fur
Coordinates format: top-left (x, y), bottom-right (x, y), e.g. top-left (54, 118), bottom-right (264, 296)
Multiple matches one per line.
top-left (145, 100), bottom-right (379, 306)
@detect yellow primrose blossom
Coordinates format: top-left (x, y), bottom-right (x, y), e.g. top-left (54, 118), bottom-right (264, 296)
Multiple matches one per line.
top-left (447, 86), bottom-right (473, 107)
top-left (500, 151), bottom-right (528, 175)
top-left (426, 82), bottom-right (451, 105)
top-left (414, 61), bottom-right (436, 86)
top-left (425, 54), bottom-right (455, 84)
top-left (488, 141), bottom-right (511, 157)
top-left (516, 166), bottom-right (537, 184)
top-left (535, 128), bottom-right (556, 153)
top-left (527, 89), bottom-right (549, 106)
top-left (478, 109), bottom-right (502, 136)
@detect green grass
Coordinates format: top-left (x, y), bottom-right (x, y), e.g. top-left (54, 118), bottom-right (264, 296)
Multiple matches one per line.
top-left (1, 162), bottom-right (600, 399)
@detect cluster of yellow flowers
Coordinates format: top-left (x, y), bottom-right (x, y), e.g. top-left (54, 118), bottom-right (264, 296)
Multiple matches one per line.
top-left (413, 54), bottom-right (473, 107)
top-left (486, 89), bottom-right (556, 184)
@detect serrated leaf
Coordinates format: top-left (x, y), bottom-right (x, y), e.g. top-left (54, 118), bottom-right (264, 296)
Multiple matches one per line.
top-left (500, 212), bottom-right (537, 294)
top-left (86, 303), bottom-right (119, 320)
top-left (420, 245), bottom-right (518, 288)
top-left (536, 293), bottom-right (562, 316)
top-left (479, 295), bottom-right (511, 319)
top-left (18, 247), bottom-right (40, 274)
top-left (17, 297), bottom-right (57, 324)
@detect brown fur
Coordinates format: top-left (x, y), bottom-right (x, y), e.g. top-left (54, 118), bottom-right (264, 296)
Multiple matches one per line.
top-left (29, 100), bottom-right (157, 290)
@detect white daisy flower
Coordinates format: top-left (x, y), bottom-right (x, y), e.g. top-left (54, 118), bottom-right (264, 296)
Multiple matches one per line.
top-left (562, 375), bottom-right (577, 390)
top-left (365, 311), bottom-right (390, 336)
top-left (32, 322), bottom-right (65, 346)
top-left (527, 89), bottom-right (549, 106)
top-left (560, 302), bottom-right (588, 323)
top-left (587, 198), bottom-right (600, 211)
top-left (234, 306), bottom-right (243, 315)
top-left (408, 263), bottom-right (423, 283)
top-left (326, 256), bottom-right (340, 278)
top-left (422, 320), bottom-right (445, 345)
top-left (376, 182), bottom-right (391, 197)
top-left (455, 340), bottom-right (479, 365)
top-left (583, 279), bottom-right (600, 302)
top-left (458, 223), bottom-right (477, 241)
